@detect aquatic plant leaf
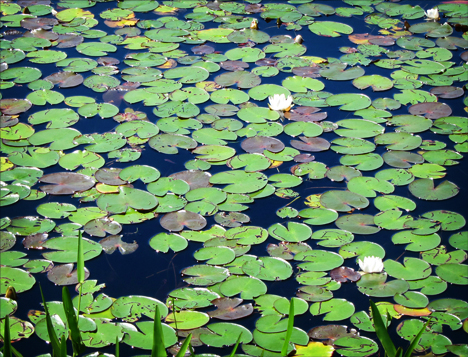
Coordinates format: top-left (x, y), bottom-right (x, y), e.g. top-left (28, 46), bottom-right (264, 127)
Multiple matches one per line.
top-left (242, 257), bottom-right (293, 281)
top-left (311, 229), bottom-right (354, 248)
top-left (200, 323), bottom-right (252, 347)
top-left (207, 297), bottom-right (254, 320)
top-left (310, 299), bottom-right (355, 321)
top-left (36, 202), bottom-right (76, 220)
top-left (193, 145), bottom-right (236, 162)
top-left (149, 232), bottom-right (187, 253)
top-left (384, 258), bottom-right (431, 281)
top-left (436, 264), bottom-right (468, 285)
top-left (309, 21), bottom-right (353, 37)
top-left (409, 179), bottom-right (459, 201)
top-left (335, 214), bottom-right (380, 235)
top-left (392, 230), bottom-right (440, 252)
top-left (357, 273), bottom-right (409, 297)
top-left (97, 186), bottom-right (158, 214)
top-left (47, 263), bottom-right (90, 285)
top-left (39, 172), bottom-right (95, 195)
top-left (219, 276), bottom-right (267, 300)
top-left (290, 136), bottom-right (330, 152)
top-left (253, 327), bottom-right (308, 353)
top-left (215, 71), bottom-right (261, 89)
top-left (181, 265), bottom-right (229, 286)
top-left (160, 210), bottom-right (206, 232)
top-left (121, 321), bottom-right (176, 350)
top-left (149, 133), bottom-right (197, 154)
top-left (99, 235), bottom-right (138, 255)
top-left (0, 98), bottom-right (33, 115)
top-left (119, 165), bottom-right (160, 184)
top-left (42, 236), bottom-right (101, 263)
top-left (0, 266), bottom-right (36, 294)
top-left (330, 267), bottom-right (361, 283)
top-left (210, 170), bottom-right (267, 194)
top-left (111, 295), bottom-right (168, 322)
top-left (339, 241), bottom-right (385, 261)
top-left (268, 222), bottom-right (311, 243)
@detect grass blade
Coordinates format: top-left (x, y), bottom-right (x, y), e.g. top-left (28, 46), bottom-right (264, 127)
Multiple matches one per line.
top-left (151, 306), bottom-right (167, 357)
top-left (39, 284), bottom-right (62, 357)
top-left (402, 319), bottom-right (430, 357)
top-left (228, 333), bottom-right (242, 357)
top-left (3, 315), bottom-right (12, 357)
top-left (62, 286), bottom-right (85, 356)
top-left (76, 231), bottom-right (85, 319)
top-left (60, 335), bottom-right (67, 357)
top-left (370, 300), bottom-right (397, 357)
top-left (175, 333), bottom-right (192, 357)
top-left (281, 298), bottom-right (295, 356)
top-left (115, 336), bottom-right (120, 357)
top-left (76, 231), bottom-right (85, 284)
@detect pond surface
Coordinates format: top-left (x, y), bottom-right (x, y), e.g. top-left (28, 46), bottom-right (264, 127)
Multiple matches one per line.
top-left (0, 0), bottom-right (467, 356)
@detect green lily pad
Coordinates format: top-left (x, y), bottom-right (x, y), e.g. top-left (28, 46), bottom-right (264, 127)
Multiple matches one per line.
top-left (310, 299), bottom-right (355, 321)
top-left (309, 21), bottom-right (353, 37)
top-left (182, 265), bottom-right (229, 286)
top-left (242, 257), bottom-right (293, 281)
top-left (111, 295), bottom-right (168, 322)
top-left (42, 236), bottom-right (101, 263)
top-left (357, 273), bottom-right (409, 297)
top-left (384, 258), bottom-right (431, 281)
top-left (409, 179), bottom-right (459, 200)
top-left (335, 214), bottom-right (380, 235)
top-left (219, 276), bottom-right (267, 300)
top-left (0, 266), bottom-right (36, 294)
top-left (320, 190), bottom-right (369, 212)
top-left (200, 322), bottom-right (252, 347)
top-left (295, 250), bottom-right (344, 272)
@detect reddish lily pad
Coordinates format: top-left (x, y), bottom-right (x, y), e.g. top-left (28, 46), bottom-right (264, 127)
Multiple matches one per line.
top-left (160, 210), bottom-right (207, 232)
top-left (99, 235), bottom-right (138, 255)
top-left (47, 263), bottom-right (90, 285)
top-left (39, 172), bottom-right (95, 195)
top-left (330, 267), bottom-right (361, 283)
top-left (207, 297), bottom-right (253, 320)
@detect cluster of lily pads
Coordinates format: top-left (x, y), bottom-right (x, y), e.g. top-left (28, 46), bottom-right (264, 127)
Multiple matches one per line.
top-left (1, 0), bottom-right (467, 356)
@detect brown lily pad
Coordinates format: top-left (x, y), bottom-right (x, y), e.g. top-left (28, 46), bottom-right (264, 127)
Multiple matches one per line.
top-left (292, 66), bottom-right (322, 78)
top-left (160, 210), bottom-right (207, 232)
top-left (290, 137), bottom-right (330, 152)
top-left (241, 136), bottom-right (285, 153)
top-left (294, 154), bottom-right (315, 163)
top-left (430, 86), bottom-right (464, 99)
top-left (45, 71), bottom-right (84, 88)
top-left (47, 263), bottom-right (90, 285)
top-left (330, 267), bottom-right (361, 283)
top-left (408, 102), bottom-right (452, 119)
top-left (99, 235), bottom-right (138, 255)
top-left (39, 172), bottom-right (95, 195)
top-left (169, 170), bottom-right (212, 190)
top-left (285, 107), bottom-right (327, 122)
top-left (22, 233), bottom-right (48, 250)
top-left (308, 325), bottom-right (358, 344)
top-left (95, 168), bottom-right (126, 186)
top-left (207, 297), bottom-right (253, 320)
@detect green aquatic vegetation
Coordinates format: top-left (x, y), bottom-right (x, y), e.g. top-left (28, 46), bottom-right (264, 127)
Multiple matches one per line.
top-left (0, 0), bottom-right (468, 356)
top-left (370, 300), bottom-right (429, 357)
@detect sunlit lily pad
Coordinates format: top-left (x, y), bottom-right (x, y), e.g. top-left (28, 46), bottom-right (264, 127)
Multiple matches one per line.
top-left (357, 273), bottom-right (409, 297)
top-left (47, 263), bottom-right (90, 285)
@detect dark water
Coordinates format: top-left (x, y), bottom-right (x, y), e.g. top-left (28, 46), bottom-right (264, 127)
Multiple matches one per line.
top-left (2, 0), bottom-right (468, 356)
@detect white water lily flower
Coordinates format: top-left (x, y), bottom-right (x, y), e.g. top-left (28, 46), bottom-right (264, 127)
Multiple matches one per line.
top-left (425, 8), bottom-right (439, 20)
top-left (268, 93), bottom-right (294, 111)
top-left (358, 256), bottom-right (384, 274)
